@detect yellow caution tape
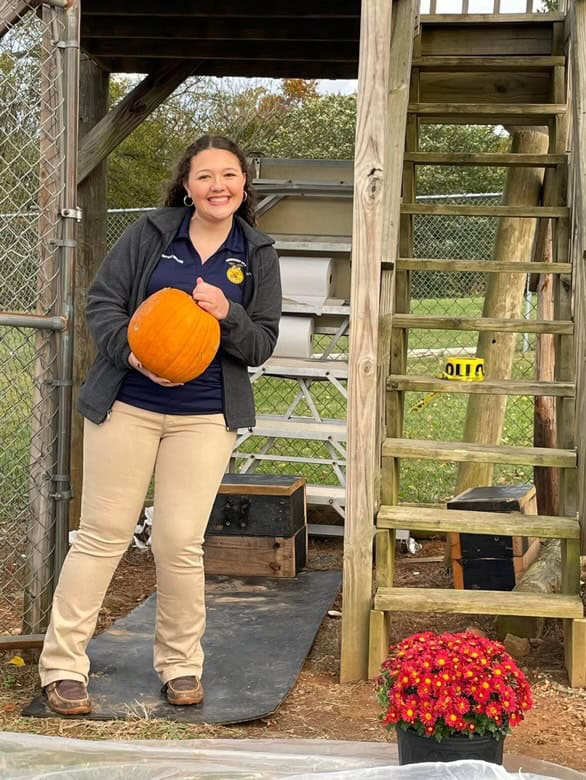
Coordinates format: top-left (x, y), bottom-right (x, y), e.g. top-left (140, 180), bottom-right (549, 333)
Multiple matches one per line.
top-left (442, 357), bottom-right (485, 382)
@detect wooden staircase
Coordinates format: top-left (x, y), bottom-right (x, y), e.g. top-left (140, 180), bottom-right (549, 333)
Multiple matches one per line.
top-left (367, 10), bottom-right (586, 686)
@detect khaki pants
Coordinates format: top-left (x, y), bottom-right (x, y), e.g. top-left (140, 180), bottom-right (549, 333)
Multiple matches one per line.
top-left (39, 401), bottom-right (236, 688)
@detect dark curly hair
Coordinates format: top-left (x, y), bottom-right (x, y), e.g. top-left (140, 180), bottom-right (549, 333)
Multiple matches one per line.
top-left (163, 134), bottom-right (257, 225)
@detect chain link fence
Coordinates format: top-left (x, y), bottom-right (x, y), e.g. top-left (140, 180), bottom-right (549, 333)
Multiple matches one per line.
top-left (0, 1), bottom-right (77, 641)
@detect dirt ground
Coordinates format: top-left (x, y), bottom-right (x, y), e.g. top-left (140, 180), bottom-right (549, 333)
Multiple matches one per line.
top-left (1, 532), bottom-right (585, 774)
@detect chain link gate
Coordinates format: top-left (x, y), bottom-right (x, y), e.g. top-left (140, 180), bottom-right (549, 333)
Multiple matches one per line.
top-left (0, 1), bottom-right (79, 646)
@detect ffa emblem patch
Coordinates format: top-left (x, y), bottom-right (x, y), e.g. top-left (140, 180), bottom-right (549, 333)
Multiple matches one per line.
top-left (225, 258), bottom-right (246, 285)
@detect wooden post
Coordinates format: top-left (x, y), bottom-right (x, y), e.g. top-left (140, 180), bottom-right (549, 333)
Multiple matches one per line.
top-left (341, 0), bottom-right (394, 683)
top-left (69, 55), bottom-right (109, 530)
top-left (533, 221), bottom-right (560, 516)
top-left (23, 4), bottom-right (63, 634)
top-left (568, 0), bottom-right (586, 554)
top-left (341, 0), bottom-right (417, 682)
top-left (455, 129), bottom-right (549, 495)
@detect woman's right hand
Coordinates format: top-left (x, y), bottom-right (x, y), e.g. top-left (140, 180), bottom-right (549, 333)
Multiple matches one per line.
top-left (128, 351), bottom-right (184, 387)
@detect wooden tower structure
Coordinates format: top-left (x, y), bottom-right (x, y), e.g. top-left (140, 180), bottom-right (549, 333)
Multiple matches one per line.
top-left (341, 0), bottom-right (586, 687)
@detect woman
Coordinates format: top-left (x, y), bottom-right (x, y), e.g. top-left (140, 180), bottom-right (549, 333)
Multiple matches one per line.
top-left (39, 135), bottom-right (282, 715)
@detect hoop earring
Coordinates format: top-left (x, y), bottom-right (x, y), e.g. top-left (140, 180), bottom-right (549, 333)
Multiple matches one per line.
top-left (183, 195), bottom-right (193, 207)
top-left (243, 191), bottom-right (248, 202)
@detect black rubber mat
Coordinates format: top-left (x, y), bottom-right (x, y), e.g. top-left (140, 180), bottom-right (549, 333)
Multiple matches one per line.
top-left (23, 570), bottom-right (341, 723)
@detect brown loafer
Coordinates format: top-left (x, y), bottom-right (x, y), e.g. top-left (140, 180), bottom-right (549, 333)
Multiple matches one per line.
top-left (164, 675), bottom-right (204, 706)
top-left (44, 679), bottom-right (91, 716)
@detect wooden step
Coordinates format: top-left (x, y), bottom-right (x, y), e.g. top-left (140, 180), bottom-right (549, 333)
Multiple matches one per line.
top-left (245, 416), bottom-right (347, 441)
top-left (391, 315), bottom-right (573, 335)
top-left (401, 203), bottom-right (568, 218)
top-left (387, 374), bottom-right (575, 397)
top-left (403, 152), bottom-right (566, 167)
top-left (382, 437), bottom-right (576, 468)
top-left (408, 103), bottom-right (566, 124)
top-left (377, 505), bottom-right (580, 539)
top-left (422, 13), bottom-right (565, 24)
top-left (412, 55), bottom-right (565, 72)
top-left (374, 587), bottom-right (584, 619)
top-left (396, 258), bottom-right (572, 274)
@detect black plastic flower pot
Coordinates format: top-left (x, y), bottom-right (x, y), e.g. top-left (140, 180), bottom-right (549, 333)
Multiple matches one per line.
top-left (396, 727), bottom-right (505, 766)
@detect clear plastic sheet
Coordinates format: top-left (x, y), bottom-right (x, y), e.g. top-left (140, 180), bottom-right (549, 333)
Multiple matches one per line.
top-left (0, 734), bottom-right (583, 780)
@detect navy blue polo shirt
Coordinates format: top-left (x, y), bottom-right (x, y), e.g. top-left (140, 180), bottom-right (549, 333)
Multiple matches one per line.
top-left (117, 209), bottom-right (247, 415)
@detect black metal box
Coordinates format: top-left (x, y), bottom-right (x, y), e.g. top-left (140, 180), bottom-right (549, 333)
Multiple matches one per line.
top-left (447, 484), bottom-right (540, 591)
top-left (207, 474), bottom-right (306, 537)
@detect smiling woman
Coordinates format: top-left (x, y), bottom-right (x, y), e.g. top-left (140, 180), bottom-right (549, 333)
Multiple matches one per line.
top-left (37, 133), bottom-right (282, 716)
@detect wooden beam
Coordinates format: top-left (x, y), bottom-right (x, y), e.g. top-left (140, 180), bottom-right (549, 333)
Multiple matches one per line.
top-left (403, 152), bottom-right (566, 166)
top-left (81, 0), bottom-right (361, 16)
top-left (382, 437), bottom-right (576, 468)
top-left (82, 38), bottom-right (358, 63)
top-left (341, 0), bottom-right (394, 684)
top-left (387, 375), bottom-right (575, 397)
top-left (422, 13), bottom-right (565, 24)
top-left (85, 58), bottom-right (360, 80)
top-left (377, 505), bottom-right (579, 539)
top-left (391, 315), bottom-right (573, 334)
top-left (412, 56), bottom-right (565, 71)
top-left (82, 16), bottom-right (360, 41)
top-left (401, 204), bottom-right (567, 218)
top-left (374, 587), bottom-right (583, 618)
top-left (77, 61), bottom-right (197, 184)
top-left (397, 258), bottom-right (571, 274)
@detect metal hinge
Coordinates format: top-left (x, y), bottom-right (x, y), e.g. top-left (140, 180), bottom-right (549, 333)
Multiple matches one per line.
top-left (61, 207), bottom-right (83, 221)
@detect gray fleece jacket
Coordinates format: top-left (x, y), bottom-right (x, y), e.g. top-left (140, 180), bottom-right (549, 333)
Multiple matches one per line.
top-left (77, 208), bottom-right (281, 429)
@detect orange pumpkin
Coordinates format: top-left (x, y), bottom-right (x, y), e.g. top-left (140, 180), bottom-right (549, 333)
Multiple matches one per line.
top-left (127, 288), bottom-right (221, 383)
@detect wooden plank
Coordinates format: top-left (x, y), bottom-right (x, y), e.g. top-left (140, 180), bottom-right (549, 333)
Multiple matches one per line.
top-left (0, 634), bottom-right (45, 650)
top-left (404, 152), bottom-right (566, 166)
top-left (78, 61), bottom-right (196, 184)
top-left (420, 72), bottom-right (550, 106)
top-left (397, 258), bottom-right (571, 273)
top-left (421, 22), bottom-right (555, 58)
top-left (203, 528), bottom-right (306, 577)
top-left (368, 610), bottom-right (392, 679)
top-left (387, 374), bottom-right (575, 397)
top-left (374, 587), bottom-right (584, 618)
top-left (382, 437), bottom-right (576, 468)
top-left (409, 104), bottom-right (565, 124)
top-left (410, 103), bottom-right (565, 115)
top-left (341, 0), bottom-right (394, 684)
top-left (413, 56), bottom-right (565, 71)
top-left (565, 618), bottom-right (586, 688)
top-left (217, 477), bottom-right (305, 497)
top-left (377, 505), bottom-right (580, 539)
top-left (422, 13), bottom-right (565, 24)
top-left (402, 204), bottom-right (568, 217)
top-left (391, 315), bottom-right (573, 334)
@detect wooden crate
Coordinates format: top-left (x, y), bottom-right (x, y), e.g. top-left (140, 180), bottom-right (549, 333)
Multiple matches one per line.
top-left (447, 485), bottom-right (540, 591)
top-left (204, 474), bottom-right (307, 577)
top-left (204, 526), bottom-right (307, 577)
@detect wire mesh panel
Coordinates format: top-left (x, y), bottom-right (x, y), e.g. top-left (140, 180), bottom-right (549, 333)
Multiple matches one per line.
top-left (0, 1), bottom-right (78, 640)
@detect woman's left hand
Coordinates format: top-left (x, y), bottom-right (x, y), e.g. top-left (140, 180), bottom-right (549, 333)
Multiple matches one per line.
top-left (192, 276), bottom-right (230, 320)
